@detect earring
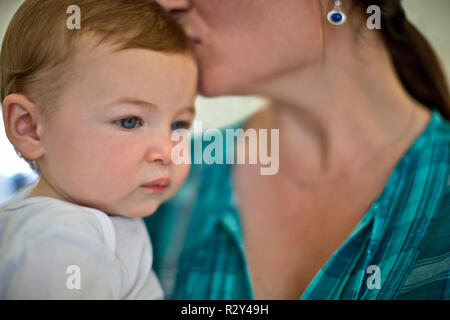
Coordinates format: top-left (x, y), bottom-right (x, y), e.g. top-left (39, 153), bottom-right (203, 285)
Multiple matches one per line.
top-left (327, 0), bottom-right (346, 25)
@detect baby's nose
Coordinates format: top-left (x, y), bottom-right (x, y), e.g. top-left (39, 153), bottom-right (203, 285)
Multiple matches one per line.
top-left (145, 137), bottom-right (173, 165)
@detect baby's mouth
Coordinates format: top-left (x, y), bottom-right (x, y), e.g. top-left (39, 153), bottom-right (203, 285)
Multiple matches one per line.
top-left (141, 177), bottom-right (171, 193)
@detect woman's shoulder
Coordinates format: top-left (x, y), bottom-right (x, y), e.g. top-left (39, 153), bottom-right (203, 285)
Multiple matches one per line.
top-left (432, 109), bottom-right (450, 139)
top-left (397, 109), bottom-right (450, 208)
top-left (396, 110), bottom-right (450, 298)
top-left (404, 109), bottom-right (450, 169)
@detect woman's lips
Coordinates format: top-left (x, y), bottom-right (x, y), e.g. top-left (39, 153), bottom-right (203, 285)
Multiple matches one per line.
top-left (141, 177), bottom-right (171, 193)
top-left (188, 37), bottom-right (201, 48)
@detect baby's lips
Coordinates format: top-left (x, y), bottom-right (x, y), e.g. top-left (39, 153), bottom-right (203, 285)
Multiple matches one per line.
top-left (141, 177), bottom-right (171, 188)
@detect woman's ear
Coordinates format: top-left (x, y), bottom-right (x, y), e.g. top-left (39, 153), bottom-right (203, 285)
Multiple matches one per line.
top-left (2, 93), bottom-right (45, 161)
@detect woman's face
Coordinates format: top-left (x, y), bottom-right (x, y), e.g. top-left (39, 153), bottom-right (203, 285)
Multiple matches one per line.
top-left (156, 0), bottom-right (325, 97)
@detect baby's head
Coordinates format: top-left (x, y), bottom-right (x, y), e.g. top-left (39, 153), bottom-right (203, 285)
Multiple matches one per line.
top-left (1, 0), bottom-right (198, 217)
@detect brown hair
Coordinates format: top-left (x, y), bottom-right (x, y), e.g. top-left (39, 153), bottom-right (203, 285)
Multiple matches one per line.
top-left (1, 0), bottom-right (190, 114)
top-left (352, 0), bottom-right (450, 119)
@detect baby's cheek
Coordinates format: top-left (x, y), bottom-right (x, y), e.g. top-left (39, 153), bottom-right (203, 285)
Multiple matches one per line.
top-left (79, 154), bottom-right (136, 199)
top-left (169, 163), bottom-right (191, 196)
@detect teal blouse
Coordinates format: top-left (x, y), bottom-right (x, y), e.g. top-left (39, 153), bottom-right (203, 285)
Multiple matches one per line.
top-left (145, 110), bottom-right (450, 299)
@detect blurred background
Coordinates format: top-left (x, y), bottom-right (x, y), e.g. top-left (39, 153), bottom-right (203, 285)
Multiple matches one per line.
top-left (0, 0), bottom-right (449, 204)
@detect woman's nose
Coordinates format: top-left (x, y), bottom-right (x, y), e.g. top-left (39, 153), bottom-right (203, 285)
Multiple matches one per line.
top-left (155, 0), bottom-right (192, 17)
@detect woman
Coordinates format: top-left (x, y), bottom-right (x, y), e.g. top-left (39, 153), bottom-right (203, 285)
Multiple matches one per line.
top-left (145, 0), bottom-right (450, 299)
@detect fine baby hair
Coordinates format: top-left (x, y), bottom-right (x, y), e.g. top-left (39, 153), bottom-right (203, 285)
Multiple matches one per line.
top-left (1, 0), bottom-right (190, 170)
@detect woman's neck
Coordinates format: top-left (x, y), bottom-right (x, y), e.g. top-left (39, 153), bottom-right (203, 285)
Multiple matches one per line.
top-left (249, 29), bottom-right (431, 184)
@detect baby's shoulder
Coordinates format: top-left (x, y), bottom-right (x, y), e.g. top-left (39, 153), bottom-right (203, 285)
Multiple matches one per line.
top-left (0, 197), bottom-right (127, 299)
top-left (0, 197), bottom-right (109, 250)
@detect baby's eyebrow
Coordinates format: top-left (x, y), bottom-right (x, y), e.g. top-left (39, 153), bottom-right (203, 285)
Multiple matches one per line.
top-left (103, 97), bottom-right (157, 109)
top-left (103, 97), bottom-right (196, 116)
top-left (181, 106), bottom-right (196, 116)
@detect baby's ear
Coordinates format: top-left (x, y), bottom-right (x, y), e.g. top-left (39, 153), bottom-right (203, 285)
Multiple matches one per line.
top-left (2, 94), bottom-right (44, 161)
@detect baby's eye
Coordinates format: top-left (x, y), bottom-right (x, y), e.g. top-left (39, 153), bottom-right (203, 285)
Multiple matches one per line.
top-left (114, 117), bottom-right (142, 130)
top-left (171, 121), bottom-right (192, 131)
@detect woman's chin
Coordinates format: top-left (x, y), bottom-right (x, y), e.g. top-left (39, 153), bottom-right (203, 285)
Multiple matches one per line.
top-left (198, 76), bottom-right (247, 98)
top-left (198, 78), bottom-right (226, 97)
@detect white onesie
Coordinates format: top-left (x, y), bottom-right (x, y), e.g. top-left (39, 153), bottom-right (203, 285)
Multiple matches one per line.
top-left (0, 183), bottom-right (163, 299)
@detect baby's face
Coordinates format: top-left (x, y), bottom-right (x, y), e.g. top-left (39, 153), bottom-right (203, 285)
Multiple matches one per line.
top-left (37, 43), bottom-right (197, 217)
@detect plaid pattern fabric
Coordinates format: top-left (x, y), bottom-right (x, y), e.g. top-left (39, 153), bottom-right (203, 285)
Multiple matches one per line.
top-left (145, 110), bottom-right (450, 300)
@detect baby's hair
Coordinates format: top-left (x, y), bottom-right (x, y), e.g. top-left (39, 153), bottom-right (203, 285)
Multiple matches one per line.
top-left (0, 0), bottom-right (190, 170)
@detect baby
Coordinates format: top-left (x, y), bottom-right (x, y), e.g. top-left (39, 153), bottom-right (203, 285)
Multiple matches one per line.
top-left (0, 0), bottom-right (197, 299)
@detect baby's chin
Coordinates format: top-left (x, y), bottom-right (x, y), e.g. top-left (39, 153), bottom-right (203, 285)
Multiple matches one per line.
top-left (72, 184), bottom-right (178, 218)
top-left (101, 202), bottom-right (162, 219)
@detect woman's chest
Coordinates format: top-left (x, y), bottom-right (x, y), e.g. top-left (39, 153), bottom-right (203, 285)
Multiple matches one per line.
top-left (234, 171), bottom-right (384, 299)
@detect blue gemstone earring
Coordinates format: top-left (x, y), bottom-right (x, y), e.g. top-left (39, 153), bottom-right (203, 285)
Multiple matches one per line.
top-left (327, 0), bottom-right (346, 25)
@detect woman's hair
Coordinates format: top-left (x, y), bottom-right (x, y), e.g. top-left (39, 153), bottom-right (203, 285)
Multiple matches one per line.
top-left (353, 0), bottom-right (450, 119)
top-left (1, 0), bottom-right (190, 116)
